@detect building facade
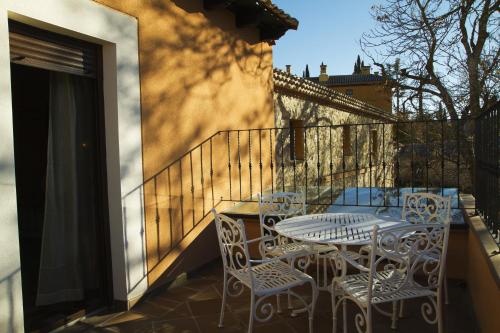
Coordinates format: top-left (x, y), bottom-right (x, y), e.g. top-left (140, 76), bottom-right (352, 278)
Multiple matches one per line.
top-left (0, 1), bottom-right (297, 332)
top-left (273, 69), bottom-right (397, 203)
top-left (307, 63), bottom-right (394, 113)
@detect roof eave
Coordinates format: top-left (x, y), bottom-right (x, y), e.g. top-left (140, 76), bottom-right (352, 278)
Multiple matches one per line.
top-left (203, 0), bottom-right (298, 42)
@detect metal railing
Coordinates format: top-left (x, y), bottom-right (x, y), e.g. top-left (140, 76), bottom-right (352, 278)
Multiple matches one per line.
top-left (219, 119), bottom-right (472, 210)
top-left (475, 102), bottom-right (499, 245)
top-left (122, 132), bottom-right (223, 276)
top-left (123, 117), bottom-right (478, 276)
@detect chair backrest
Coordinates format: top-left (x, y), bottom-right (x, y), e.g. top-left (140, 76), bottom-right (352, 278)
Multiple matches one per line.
top-left (257, 192), bottom-right (306, 240)
top-left (402, 193), bottom-right (452, 224)
top-left (367, 221), bottom-right (451, 302)
top-left (212, 209), bottom-right (252, 279)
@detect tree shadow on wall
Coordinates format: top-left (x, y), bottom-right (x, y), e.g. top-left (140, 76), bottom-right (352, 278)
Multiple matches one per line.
top-left (139, 0), bottom-right (274, 174)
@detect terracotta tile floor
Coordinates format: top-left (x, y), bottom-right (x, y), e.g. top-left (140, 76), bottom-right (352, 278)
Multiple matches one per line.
top-left (63, 261), bottom-right (479, 333)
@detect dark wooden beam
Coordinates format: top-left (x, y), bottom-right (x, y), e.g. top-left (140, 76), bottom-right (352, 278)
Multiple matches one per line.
top-left (260, 26), bottom-right (288, 41)
top-left (203, 0), bottom-right (230, 10)
top-left (235, 9), bottom-right (264, 28)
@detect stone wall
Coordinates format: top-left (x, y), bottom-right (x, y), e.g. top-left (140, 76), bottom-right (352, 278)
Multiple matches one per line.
top-left (273, 69), bottom-right (397, 204)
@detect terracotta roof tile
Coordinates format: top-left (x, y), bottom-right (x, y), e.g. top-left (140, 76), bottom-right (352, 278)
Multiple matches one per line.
top-left (308, 74), bottom-right (386, 86)
top-left (273, 69), bottom-right (396, 121)
top-left (257, 0), bottom-right (299, 30)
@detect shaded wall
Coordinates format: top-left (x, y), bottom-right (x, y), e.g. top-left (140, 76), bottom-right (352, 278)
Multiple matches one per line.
top-left (330, 83), bottom-right (392, 113)
top-left (95, 0), bottom-right (275, 286)
top-left (274, 93), bottom-right (395, 205)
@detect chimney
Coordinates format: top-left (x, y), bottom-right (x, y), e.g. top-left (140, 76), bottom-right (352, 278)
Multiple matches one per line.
top-left (319, 62), bottom-right (329, 82)
top-left (361, 65), bottom-right (371, 75)
top-left (286, 65), bottom-right (291, 74)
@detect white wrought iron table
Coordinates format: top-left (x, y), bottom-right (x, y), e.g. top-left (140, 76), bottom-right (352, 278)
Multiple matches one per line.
top-left (275, 212), bottom-right (404, 291)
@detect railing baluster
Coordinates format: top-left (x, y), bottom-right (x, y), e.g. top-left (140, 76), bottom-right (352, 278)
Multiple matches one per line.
top-left (441, 120), bottom-right (445, 197)
top-left (329, 125), bottom-right (333, 205)
top-left (248, 130), bottom-right (252, 199)
top-left (168, 167), bottom-right (173, 250)
top-left (281, 128), bottom-right (285, 192)
top-left (259, 129), bottom-right (263, 195)
top-left (425, 120), bottom-right (429, 193)
top-left (293, 128), bottom-right (297, 193)
top-left (342, 124), bottom-right (346, 205)
top-left (304, 126), bottom-right (308, 204)
top-left (154, 176), bottom-right (161, 261)
top-left (179, 160), bottom-right (184, 237)
top-left (355, 125), bottom-right (358, 206)
top-left (237, 130), bottom-right (242, 201)
top-left (316, 126), bottom-right (320, 205)
top-left (270, 128), bottom-right (274, 194)
top-left (382, 123), bottom-right (386, 206)
top-left (189, 151), bottom-right (195, 229)
top-left (456, 118), bottom-right (460, 208)
top-left (227, 132), bottom-right (232, 201)
top-left (410, 121), bottom-right (414, 193)
top-left (210, 137), bottom-right (214, 207)
top-left (369, 123), bottom-right (372, 207)
top-left (200, 145), bottom-right (205, 223)
top-left (396, 122), bottom-right (400, 207)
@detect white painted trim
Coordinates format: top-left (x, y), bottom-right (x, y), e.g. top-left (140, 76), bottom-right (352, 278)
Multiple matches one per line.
top-left (0, 1), bottom-right (146, 331)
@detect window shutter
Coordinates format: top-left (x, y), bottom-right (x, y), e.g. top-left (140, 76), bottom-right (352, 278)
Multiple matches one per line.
top-left (9, 22), bottom-right (97, 78)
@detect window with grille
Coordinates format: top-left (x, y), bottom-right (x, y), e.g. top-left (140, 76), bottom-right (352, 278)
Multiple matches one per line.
top-left (342, 125), bottom-right (352, 156)
top-left (371, 129), bottom-right (378, 161)
top-left (290, 119), bottom-right (304, 160)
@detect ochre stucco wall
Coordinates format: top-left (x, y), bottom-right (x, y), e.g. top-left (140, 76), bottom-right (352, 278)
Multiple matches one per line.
top-left (94, 0), bottom-right (275, 286)
top-left (466, 219), bottom-right (500, 333)
top-left (330, 83), bottom-right (392, 113)
top-left (94, 0), bottom-right (274, 178)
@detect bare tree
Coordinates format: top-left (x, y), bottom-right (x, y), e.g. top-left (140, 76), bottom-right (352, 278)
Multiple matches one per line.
top-left (362, 0), bottom-right (499, 119)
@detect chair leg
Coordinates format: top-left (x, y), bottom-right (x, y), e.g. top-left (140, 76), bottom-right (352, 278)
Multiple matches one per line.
top-left (444, 273), bottom-right (449, 305)
top-left (398, 300), bottom-right (404, 318)
top-left (286, 259), bottom-right (293, 310)
top-left (367, 304), bottom-right (373, 333)
top-left (437, 292), bottom-right (444, 333)
top-left (309, 281), bottom-right (317, 333)
top-left (331, 283), bottom-right (338, 333)
top-left (218, 272), bottom-right (228, 328)
top-left (391, 301), bottom-right (398, 329)
top-left (342, 298), bottom-right (347, 333)
top-left (248, 293), bottom-right (255, 333)
top-left (276, 294), bottom-right (282, 314)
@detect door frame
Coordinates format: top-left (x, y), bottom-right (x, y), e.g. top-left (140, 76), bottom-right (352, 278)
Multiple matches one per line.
top-left (9, 19), bottom-right (114, 330)
top-left (0, 1), bottom-right (147, 332)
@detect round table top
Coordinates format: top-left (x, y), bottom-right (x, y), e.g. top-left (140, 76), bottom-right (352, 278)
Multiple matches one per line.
top-left (274, 213), bottom-right (404, 246)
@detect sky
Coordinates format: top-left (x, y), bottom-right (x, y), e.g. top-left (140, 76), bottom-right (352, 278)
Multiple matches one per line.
top-left (272, 0), bottom-right (382, 77)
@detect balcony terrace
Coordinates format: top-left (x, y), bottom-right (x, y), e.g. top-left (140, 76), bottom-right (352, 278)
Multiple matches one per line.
top-left (61, 262), bottom-right (479, 333)
top-left (58, 103), bottom-right (499, 332)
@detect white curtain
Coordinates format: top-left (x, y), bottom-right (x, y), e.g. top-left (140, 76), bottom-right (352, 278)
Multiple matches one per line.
top-left (36, 72), bottom-right (99, 306)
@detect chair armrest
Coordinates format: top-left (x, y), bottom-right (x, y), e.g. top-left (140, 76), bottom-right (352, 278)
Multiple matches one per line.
top-left (335, 251), bottom-right (371, 273)
top-left (249, 250), bottom-right (309, 265)
top-left (245, 235), bottom-right (274, 245)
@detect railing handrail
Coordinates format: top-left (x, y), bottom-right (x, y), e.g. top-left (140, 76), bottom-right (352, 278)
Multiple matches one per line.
top-left (122, 117), bottom-right (472, 200)
top-left (122, 130), bottom-right (222, 199)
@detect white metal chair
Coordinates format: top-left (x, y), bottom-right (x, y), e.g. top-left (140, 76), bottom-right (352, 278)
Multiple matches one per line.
top-left (359, 192), bottom-right (451, 304)
top-left (331, 221), bottom-right (451, 333)
top-left (401, 192), bottom-right (452, 225)
top-left (258, 192), bottom-right (340, 256)
top-left (258, 192), bottom-right (342, 301)
top-left (257, 192), bottom-right (309, 259)
top-left (212, 209), bottom-right (317, 333)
